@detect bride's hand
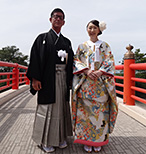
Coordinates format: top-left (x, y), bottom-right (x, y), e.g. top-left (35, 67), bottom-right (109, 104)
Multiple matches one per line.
top-left (92, 70), bottom-right (103, 78)
top-left (84, 69), bottom-right (96, 80)
top-left (84, 69), bottom-right (103, 80)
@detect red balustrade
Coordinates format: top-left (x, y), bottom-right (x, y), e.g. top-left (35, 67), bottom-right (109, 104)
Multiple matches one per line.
top-left (115, 62), bottom-right (146, 105)
top-left (0, 61), bottom-right (29, 91)
top-left (0, 58), bottom-right (146, 106)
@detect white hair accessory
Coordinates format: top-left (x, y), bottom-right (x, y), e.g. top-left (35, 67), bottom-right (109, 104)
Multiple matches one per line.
top-left (58, 50), bottom-right (67, 61)
top-left (99, 21), bottom-right (106, 32)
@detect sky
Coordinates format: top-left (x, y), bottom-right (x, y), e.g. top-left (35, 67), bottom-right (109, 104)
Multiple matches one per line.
top-left (0, 0), bottom-right (146, 65)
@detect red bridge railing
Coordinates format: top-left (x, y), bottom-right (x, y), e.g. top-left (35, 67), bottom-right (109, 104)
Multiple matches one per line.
top-left (115, 65), bottom-right (124, 96)
top-left (0, 61), bottom-right (29, 91)
top-left (0, 45), bottom-right (146, 107)
top-left (115, 45), bottom-right (146, 105)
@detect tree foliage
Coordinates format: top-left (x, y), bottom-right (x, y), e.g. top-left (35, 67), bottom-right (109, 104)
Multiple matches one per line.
top-left (134, 49), bottom-right (146, 93)
top-left (0, 46), bottom-right (29, 90)
top-left (0, 46), bottom-right (29, 66)
top-left (135, 49), bottom-right (146, 63)
top-left (134, 49), bottom-right (146, 79)
top-left (119, 48), bottom-right (146, 65)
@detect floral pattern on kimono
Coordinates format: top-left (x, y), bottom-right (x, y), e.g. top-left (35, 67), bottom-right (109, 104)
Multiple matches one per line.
top-left (72, 40), bottom-right (118, 146)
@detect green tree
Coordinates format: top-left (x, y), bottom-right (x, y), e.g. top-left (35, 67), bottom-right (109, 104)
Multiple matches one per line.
top-left (135, 49), bottom-right (146, 63)
top-left (0, 46), bottom-right (29, 66)
top-left (118, 48), bottom-right (146, 65)
top-left (0, 46), bottom-right (29, 90)
top-left (134, 49), bottom-right (146, 93)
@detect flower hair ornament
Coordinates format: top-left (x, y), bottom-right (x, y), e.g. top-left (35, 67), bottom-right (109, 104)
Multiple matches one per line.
top-left (99, 21), bottom-right (106, 32)
top-left (57, 50), bottom-right (67, 61)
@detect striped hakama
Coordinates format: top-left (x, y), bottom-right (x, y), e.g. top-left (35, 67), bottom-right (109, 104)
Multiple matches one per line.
top-left (32, 64), bottom-right (72, 147)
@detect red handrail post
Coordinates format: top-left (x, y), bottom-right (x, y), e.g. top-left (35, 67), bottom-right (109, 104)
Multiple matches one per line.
top-left (26, 78), bottom-right (30, 85)
top-left (7, 74), bottom-right (10, 86)
top-left (20, 74), bottom-right (22, 83)
top-left (24, 69), bottom-right (30, 85)
top-left (25, 72), bottom-right (30, 85)
top-left (123, 45), bottom-right (135, 105)
top-left (12, 64), bottom-right (19, 89)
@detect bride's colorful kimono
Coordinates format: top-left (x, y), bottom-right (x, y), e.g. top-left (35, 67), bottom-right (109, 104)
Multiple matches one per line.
top-left (72, 40), bottom-right (118, 147)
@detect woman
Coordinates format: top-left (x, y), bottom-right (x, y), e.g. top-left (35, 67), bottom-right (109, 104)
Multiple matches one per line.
top-left (72, 20), bottom-right (118, 153)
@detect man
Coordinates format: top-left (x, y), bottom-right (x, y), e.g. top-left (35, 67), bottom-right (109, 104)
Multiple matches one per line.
top-left (27, 8), bottom-right (74, 153)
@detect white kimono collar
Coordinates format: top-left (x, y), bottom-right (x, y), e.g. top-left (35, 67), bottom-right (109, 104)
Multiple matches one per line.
top-left (87, 40), bottom-right (103, 51)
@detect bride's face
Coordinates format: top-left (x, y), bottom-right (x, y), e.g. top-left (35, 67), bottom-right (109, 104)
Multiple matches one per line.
top-left (87, 23), bottom-right (100, 38)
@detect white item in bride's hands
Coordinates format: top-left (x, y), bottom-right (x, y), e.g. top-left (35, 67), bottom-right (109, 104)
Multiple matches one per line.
top-left (91, 62), bottom-right (94, 70)
top-left (95, 48), bottom-right (100, 62)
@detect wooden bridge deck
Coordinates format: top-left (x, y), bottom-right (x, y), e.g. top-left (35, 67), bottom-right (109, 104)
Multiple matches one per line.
top-left (0, 86), bottom-right (146, 154)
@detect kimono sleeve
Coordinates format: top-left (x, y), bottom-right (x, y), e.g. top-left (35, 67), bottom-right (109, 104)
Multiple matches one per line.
top-left (26, 35), bottom-right (42, 81)
top-left (99, 42), bottom-right (115, 76)
top-left (103, 77), bottom-right (118, 134)
top-left (99, 42), bottom-right (118, 133)
top-left (73, 44), bottom-right (88, 74)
